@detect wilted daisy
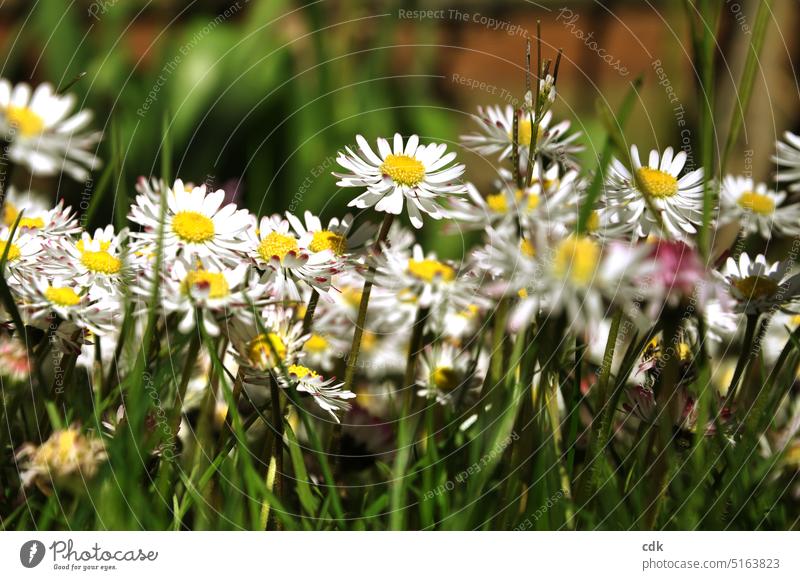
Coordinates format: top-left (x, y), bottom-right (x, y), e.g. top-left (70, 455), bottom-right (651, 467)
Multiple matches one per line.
top-left (286, 210), bottom-right (376, 260)
top-left (334, 133), bottom-right (466, 228)
top-left (16, 426), bottom-right (106, 491)
top-left (277, 364), bottom-right (355, 422)
top-left (773, 131), bottom-right (800, 191)
top-left (46, 225), bottom-right (129, 297)
top-left (715, 253), bottom-right (800, 315)
top-left (719, 175), bottom-right (800, 239)
top-left (129, 178), bottom-right (251, 266)
top-left (154, 257), bottom-right (263, 335)
top-left (603, 146), bottom-right (704, 240)
top-left (246, 215), bottom-right (339, 300)
top-left (0, 80), bottom-right (101, 181)
top-left (460, 106), bottom-right (582, 166)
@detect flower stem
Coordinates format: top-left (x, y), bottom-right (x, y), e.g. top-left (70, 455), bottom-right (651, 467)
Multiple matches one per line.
top-left (726, 313), bottom-right (760, 406)
top-left (268, 374), bottom-right (284, 531)
top-left (301, 290), bottom-right (320, 336)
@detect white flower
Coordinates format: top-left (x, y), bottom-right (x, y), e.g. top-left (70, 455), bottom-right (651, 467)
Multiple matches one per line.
top-left (417, 343), bottom-right (474, 406)
top-left (286, 210), bottom-right (376, 260)
top-left (45, 225), bottom-right (129, 298)
top-left (246, 215), bottom-right (339, 300)
top-left (152, 257), bottom-right (263, 336)
top-left (278, 364), bottom-right (355, 422)
top-left (229, 307), bottom-right (308, 374)
top-left (16, 427), bottom-right (106, 490)
top-left (715, 253), bottom-right (800, 315)
top-left (719, 175), bottom-right (800, 239)
top-left (1, 186), bottom-right (51, 228)
top-left (0, 80), bottom-right (101, 181)
top-left (129, 178), bottom-right (251, 266)
top-left (603, 145), bottom-right (704, 240)
top-left (772, 131), bottom-right (800, 191)
top-left (0, 226), bottom-right (43, 281)
top-left (335, 133), bottom-right (466, 228)
top-left (460, 106), bottom-right (582, 166)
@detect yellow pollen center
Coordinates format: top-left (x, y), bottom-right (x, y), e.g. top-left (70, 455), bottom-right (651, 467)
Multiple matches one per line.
top-left (288, 364), bottom-right (318, 380)
top-left (520, 238), bottom-right (536, 257)
top-left (305, 334), bottom-right (329, 352)
top-left (513, 119), bottom-right (543, 147)
top-left (586, 211), bottom-right (600, 232)
top-left (486, 193), bottom-right (508, 213)
top-left (737, 191), bottom-right (775, 216)
top-left (380, 154), bottom-right (426, 187)
top-left (18, 217), bottom-right (45, 229)
top-left (0, 240), bottom-right (21, 262)
top-left (431, 366), bottom-right (458, 391)
top-left (172, 211), bottom-right (215, 243)
top-left (5, 105), bottom-right (45, 136)
top-left (182, 270), bottom-right (229, 299)
top-left (2, 202), bottom-right (18, 226)
top-left (81, 250), bottom-right (121, 274)
top-left (258, 232), bottom-right (298, 263)
top-left (45, 286), bottom-right (81, 307)
top-left (527, 192), bottom-right (540, 210)
top-left (553, 236), bottom-right (600, 286)
top-left (248, 333), bottom-right (287, 368)
top-left (636, 167), bottom-right (679, 199)
top-left (733, 275), bottom-right (778, 299)
top-left (309, 230), bottom-right (346, 255)
top-left (408, 259), bottom-right (455, 283)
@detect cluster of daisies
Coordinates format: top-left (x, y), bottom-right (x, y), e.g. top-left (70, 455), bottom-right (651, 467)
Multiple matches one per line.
top-left (5, 72), bottom-right (800, 485)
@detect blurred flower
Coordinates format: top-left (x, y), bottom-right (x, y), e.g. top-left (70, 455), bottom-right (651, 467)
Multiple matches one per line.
top-left (716, 253), bottom-right (800, 315)
top-left (16, 427), bottom-right (106, 491)
top-left (719, 175), bottom-right (800, 239)
top-left (772, 131), bottom-right (800, 191)
top-left (335, 133), bottom-right (466, 228)
top-left (0, 80), bottom-right (101, 181)
top-left (0, 335), bottom-right (30, 382)
top-left (277, 364), bottom-right (355, 422)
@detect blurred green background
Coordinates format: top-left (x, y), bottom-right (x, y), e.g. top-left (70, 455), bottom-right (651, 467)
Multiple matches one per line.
top-left (0, 0), bottom-right (795, 254)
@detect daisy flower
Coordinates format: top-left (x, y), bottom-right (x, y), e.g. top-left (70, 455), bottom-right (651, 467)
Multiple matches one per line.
top-left (16, 276), bottom-right (117, 335)
top-left (417, 343), bottom-right (473, 406)
top-left (0, 196), bottom-right (80, 239)
top-left (715, 253), bottom-right (800, 315)
top-left (772, 131), bottom-right (800, 191)
top-left (286, 210), bottom-right (376, 260)
top-left (277, 364), bottom-right (355, 422)
top-left (154, 257), bottom-right (263, 336)
top-left (0, 226), bottom-right (43, 280)
top-left (603, 145), bottom-right (704, 240)
top-left (229, 307), bottom-right (308, 374)
top-left (334, 133), bottom-right (466, 229)
top-left (1, 186), bottom-right (51, 228)
top-left (0, 80), bottom-right (101, 181)
top-left (0, 335), bottom-right (31, 382)
top-left (246, 215), bottom-right (339, 300)
top-left (460, 106), bottom-right (582, 166)
top-left (719, 175), bottom-right (800, 239)
top-left (16, 426), bottom-right (106, 491)
top-left (46, 225), bottom-right (129, 298)
top-left (128, 178), bottom-right (251, 266)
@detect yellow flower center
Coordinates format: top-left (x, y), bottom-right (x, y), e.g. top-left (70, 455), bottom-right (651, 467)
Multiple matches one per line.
top-left (18, 217), bottom-right (45, 230)
top-left (636, 167), bottom-right (679, 199)
top-left (0, 240), bottom-right (21, 262)
top-left (527, 192), bottom-right (540, 210)
top-left (552, 236), bottom-right (600, 286)
top-left (520, 238), bottom-right (536, 257)
top-left (182, 270), bottom-right (229, 299)
top-left (737, 191), bottom-right (775, 216)
top-left (677, 342), bottom-right (692, 362)
top-left (5, 105), bottom-right (45, 137)
top-left (431, 366), bottom-right (458, 391)
top-left (304, 334), bottom-right (329, 353)
top-left (309, 230), bottom-right (346, 255)
top-left (258, 232), bottom-right (298, 263)
top-left (81, 250), bottom-right (121, 274)
top-left (486, 193), bottom-right (508, 213)
top-left (380, 154), bottom-right (426, 187)
top-left (733, 275), bottom-right (778, 299)
top-left (288, 364), bottom-right (318, 380)
top-left (407, 259), bottom-right (455, 283)
top-left (44, 286), bottom-right (81, 307)
top-left (248, 332), bottom-right (287, 368)
top-left (586, 211), bottom-right (600, 232)
top-left (2, 202), bottom-right (18, 226)
top-left (171, 211), bottom-right (215, 243)
top-left (342, 287), bottom-right (363, 308)
top-left (513, 119), bottom-right (543, 147)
